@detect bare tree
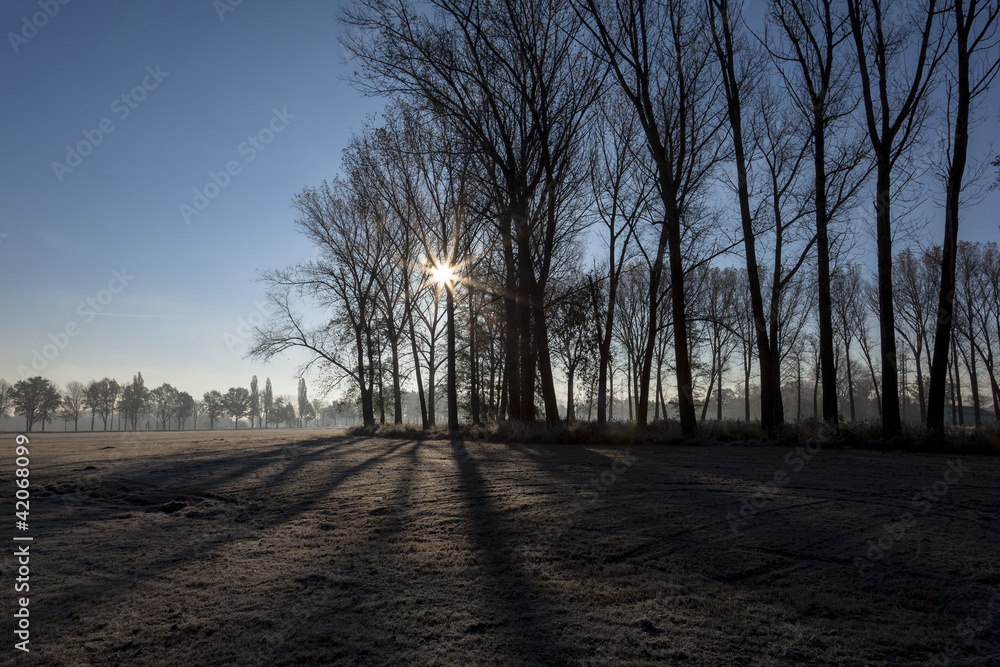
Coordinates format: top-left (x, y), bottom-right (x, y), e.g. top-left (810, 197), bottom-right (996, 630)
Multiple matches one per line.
top-left (708, 0), bottom-right (779, 432)
top-left (0, 379), bottom-right (10, 422)
top-left (846, 0), bottom-right (948, 435)
top-left (693, 265), bottom-right (740, 422)
top-left (251, 180), bottom-right (388, 426)
top-left (61, 380), bottom-right (86, 431)
top-left (344, 0), bottom-right (602, 424)
top-left (91, 377), bottom-right (121, 431)
top-left (768, 0), bottom-right (869, 425)
top-left (11, 377), bottom-right (62, 432)
top-left (965, 242), bottom-right (1000, 416)
top-left (120, 372), bottom-right (149, 431)
top-left (588, 97), bottom-right (648, 426)
top-left (893, 246), bottom-right (940, 420)
top-left (149, 383), bottom-right (179, 431)
top-left (203, 390), bottom-right (224, 430)
top-left (927, 0), bottom-right (1000, 433)
top-left (576, 0), bottom-right (726, 433)
top-left (223, 387), bottom-right (251, 429)
top-left (176, 392), bottom-right (195, 430)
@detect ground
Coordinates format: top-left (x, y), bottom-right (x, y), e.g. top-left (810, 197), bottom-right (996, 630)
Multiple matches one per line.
top-left (1, 428), bottom-right (999, 666)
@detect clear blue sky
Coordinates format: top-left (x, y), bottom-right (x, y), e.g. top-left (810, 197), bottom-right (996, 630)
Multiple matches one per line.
top-left (0, 0), bottom-right (381, 401)
top-left (0, 0), bottom-right (997, 405)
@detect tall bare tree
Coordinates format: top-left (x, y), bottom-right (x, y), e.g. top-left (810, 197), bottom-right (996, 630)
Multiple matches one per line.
top-left (846, 0), bottom-right (947, 435)
top-left (344, 0), bottom-right (602, 424)
top-left (927, 0), bottom-right (1000, 433)
top-left (768, 0), bottom-right (869, 425)
top-left (251, 180), bottom-right (388, 426)
top-left (576, 0), bottom-right (726, 433)
top-left (61, 380), bottom-right (86, 431)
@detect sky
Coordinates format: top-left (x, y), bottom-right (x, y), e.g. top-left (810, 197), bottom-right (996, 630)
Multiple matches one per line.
top-left (0, 0), bottom-right (381, 402)
top-left (0, 0), bottom-right (998, 409)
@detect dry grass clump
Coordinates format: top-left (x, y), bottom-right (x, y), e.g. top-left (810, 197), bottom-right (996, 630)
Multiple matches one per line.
top-left (349, 418), bottom-right (1000, 453)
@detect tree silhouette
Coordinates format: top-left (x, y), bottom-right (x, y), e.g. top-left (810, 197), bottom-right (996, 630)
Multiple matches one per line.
top-left (10, 376), bottom-right (61, 432)
top-left (203, 390), bottom-right (224, 430)
top-left (223, 387), bottom-right (251, 429)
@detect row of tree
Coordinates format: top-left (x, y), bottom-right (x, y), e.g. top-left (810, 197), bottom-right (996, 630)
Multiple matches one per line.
top-left (250, 0), bottom-right (999, 435)
top-left (0, 375), bottom-right (355, 432)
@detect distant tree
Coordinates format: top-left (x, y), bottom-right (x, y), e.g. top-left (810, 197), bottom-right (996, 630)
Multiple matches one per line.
top-left (223, 387), bottom-right (251, 429)
top-left (176, 392), bottom-right (195, 430)
top-left (0, 379), bottom-right (11, 421)
top-left (10, 376), bottom-right (62, 432)
top-left (120, 373), bottom-right (149, 431)
top-left (281, 401), bottom-right (297, 428)
top-left (191, 399), bottom-right (203, 430)
top-left (61, 380), bottom-right (86, 431)
top-left (91, 377), bottom-right (121, 431)
top-left (262, 378), bottom-right (273, 429)
top-left (203, 390), bottom-right (224, 430)
top-left (248, 376), bottom-right (260, 429)
top-left (550, 275), bottom-right (600, 423)
top-left (83, 381), bottom-right (101, 431)
top-left (149, 383), bottom-right (180, 431)
top-left (587, 95), bottom-right (646, 428)
top-left (270, 397), bottom-right (286, 428)
top-left (297, 378), bottom-right (310, 428)
top-left (832, 264), bottom-right (870, 422)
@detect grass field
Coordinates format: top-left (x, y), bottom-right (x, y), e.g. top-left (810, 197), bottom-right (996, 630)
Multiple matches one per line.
top-left (1, 429), bottom-right (999, 665)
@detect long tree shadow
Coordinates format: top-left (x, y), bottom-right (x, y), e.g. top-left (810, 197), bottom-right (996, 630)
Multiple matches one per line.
top-left (31, 436), bottom-right (414, 628)
top-left (449, 439), bottom-right (565, 664)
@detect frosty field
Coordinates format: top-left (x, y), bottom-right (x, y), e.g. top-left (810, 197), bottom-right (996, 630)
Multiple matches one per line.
top-left (2, 429), bottom-right (998, 666)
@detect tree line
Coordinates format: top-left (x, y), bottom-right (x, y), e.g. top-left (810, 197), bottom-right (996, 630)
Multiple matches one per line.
top-left (0, 374), bottom-right (356, 432)
top-left (248, 0), bottom-right (999, 436)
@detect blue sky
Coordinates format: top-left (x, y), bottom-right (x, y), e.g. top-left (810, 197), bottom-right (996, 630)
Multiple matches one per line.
top-left (0, 0), bottom-right (381, 401)
top-left (0, 0), bottom-right (997, 406)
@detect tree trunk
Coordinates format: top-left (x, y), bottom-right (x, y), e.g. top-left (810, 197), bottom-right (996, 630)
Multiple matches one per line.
top-left (469, 297), bottom-right (480, 425)
top-left (965, 335), bottom-right (981, 427)
top-left (713, 5), bottom-right (781, 434)
top-left (814, 120), bottom-right (839, 426)
top-left (927, 4), bottom-right (971, 433)
top-left (533, 299), bottom-right (561, 425)
top-left (566, 367), bottom-right (575, 423)
top-left (874, 162), bottom-right (902, 435)
top-left (701, 349), bottom-right (717, 424)
top-left (446, 286), bottom-right (459, 430)
top-left (845, 341), bottom-right (856, 422)
top-left (952, 335), bottom-right (964, 424)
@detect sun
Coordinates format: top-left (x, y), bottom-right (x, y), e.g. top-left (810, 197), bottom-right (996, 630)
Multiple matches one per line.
top-left (430, 263), bottom-right (456, 286)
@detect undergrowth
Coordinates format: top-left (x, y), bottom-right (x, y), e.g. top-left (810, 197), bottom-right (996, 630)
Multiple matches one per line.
top-left (347, 418), bottom-right (1000, 454)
